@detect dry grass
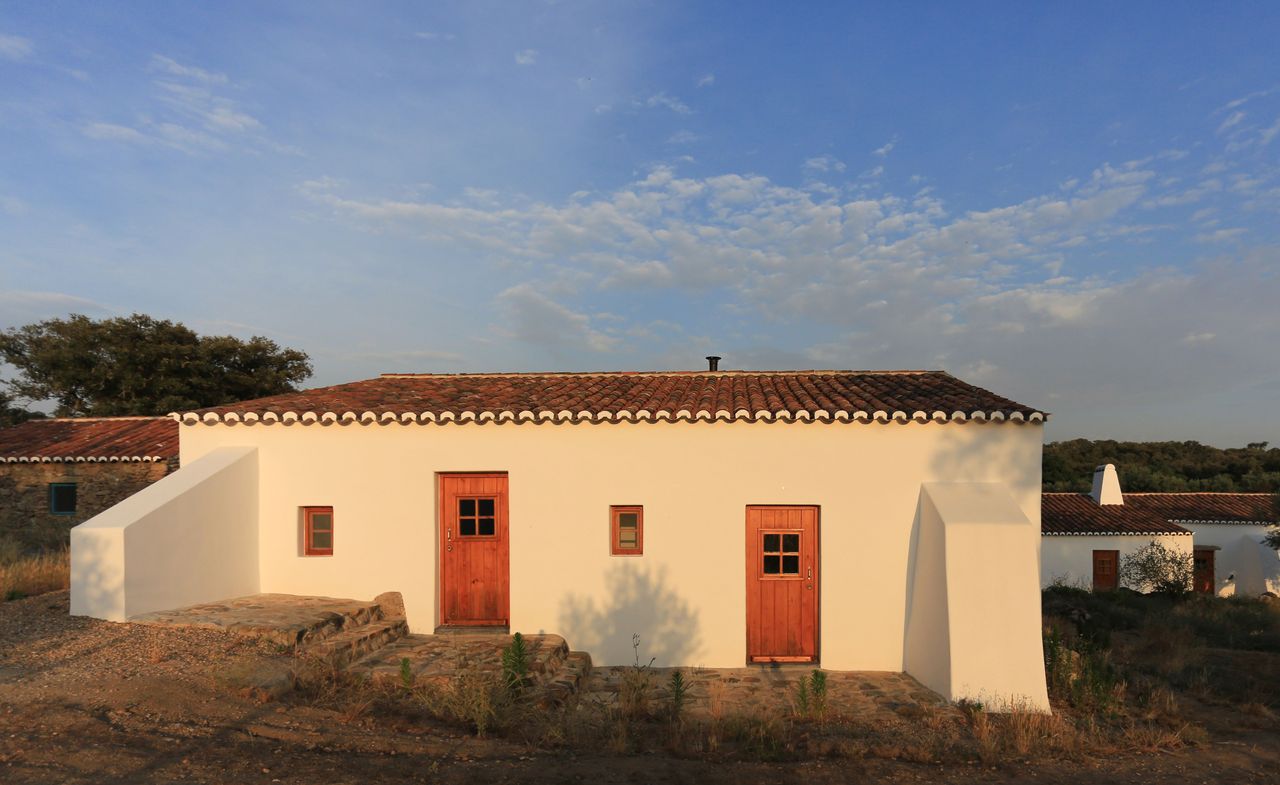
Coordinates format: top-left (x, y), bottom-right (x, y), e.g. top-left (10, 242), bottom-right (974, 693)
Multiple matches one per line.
top-left (0, 546), bottom-right (70, 601)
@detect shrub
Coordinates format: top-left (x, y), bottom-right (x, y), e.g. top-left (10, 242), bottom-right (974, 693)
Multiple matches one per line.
top-left (668, 669), bottom-right (688, 722)
top-left (0, 547), bottom-right (70, 601)
top-left (1119, 541), bottom-right (1193, 597)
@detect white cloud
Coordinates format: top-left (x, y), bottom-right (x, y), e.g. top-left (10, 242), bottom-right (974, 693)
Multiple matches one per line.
top-left (496, 284), bottom-right (617, 353)
top-left (0, 33), bottom-right (33, 61)
top-left (1195, 227), bottom-right (1246, 243)
top-left (82, 122), bottom-right (150, 143)
top-left (639, 92), bottom-right (692, 114)
top-left (84, 55), bottom-right (272, 156)
top-left (873, 137), bottom-right (897, 157)
top-left (666, 129), bottom-right (701, 145)
top-left (414, 31), bottom-right (456, 42)
top-left (696, 74), bottom-right (715, 88)
top-left (1217, 110), bottom-right (1246, 134)
top-left (515, 49), bottom-right (538, 66)
top-left (149, 54), bottom-right (227, 85)
top-left (803, 155), bottom-right (845, 174)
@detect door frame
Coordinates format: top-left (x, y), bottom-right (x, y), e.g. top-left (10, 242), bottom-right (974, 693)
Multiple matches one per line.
top-left (1193, 547), bottom-right (1216, 595)
top-left (437, 471), bottom-right (511, 628)
top-left (744, 504), bottom-right (820, 664)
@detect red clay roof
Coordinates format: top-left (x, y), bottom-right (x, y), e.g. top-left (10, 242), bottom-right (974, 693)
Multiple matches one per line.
top-left (181, 370), bottom-right (1046, 425)
top-left (1124, 493), bottom-right (1278, 524)
top-left (0, 417), bottom-right (178, 463)
top-left (1042, 492), bottom-right (1278, 534)
top-left (1042, 493), bottom-right (1192, 535)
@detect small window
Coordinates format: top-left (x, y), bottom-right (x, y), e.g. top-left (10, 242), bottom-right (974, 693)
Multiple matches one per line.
top-left (611, 505), bottom-right (643, 556)
top-left (762, 530), bottom-right (801, 576)
top-left (49, 483), bottom-right (77, 515)
top-left (303, 506), bottom-right (334, 556)
top-left (457, 497), bottom-right (497, 538)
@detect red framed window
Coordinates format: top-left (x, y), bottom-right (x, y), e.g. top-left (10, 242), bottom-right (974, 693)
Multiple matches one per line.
top-left (303, 506), bottom-right (334, 556)
top-left (610, 505), bottom-right (643, 555)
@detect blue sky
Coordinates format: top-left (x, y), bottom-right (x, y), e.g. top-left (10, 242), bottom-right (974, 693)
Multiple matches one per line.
top-left (1, 2), bottom-right (1278, 446)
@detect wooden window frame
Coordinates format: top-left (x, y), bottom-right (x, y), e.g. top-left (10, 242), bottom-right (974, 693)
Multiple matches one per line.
top-left (610, 505), bottom-right (644, 556)
top-left (455, 496), bottom-right (500, 540)
top-left (302, 506), bottom-right (334, 556)
top-left (49, 482), bottom-right (77, 515)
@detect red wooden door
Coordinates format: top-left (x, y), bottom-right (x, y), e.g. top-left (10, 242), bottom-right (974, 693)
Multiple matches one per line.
top-left (746, 506), bottom-right (819, 663)
top-left (1092, 550), bottom-right (1119, 591)
top-left (1193, 548), bottom-right (1215, 594)
top-left (439, 473), bottom-right (509, 626)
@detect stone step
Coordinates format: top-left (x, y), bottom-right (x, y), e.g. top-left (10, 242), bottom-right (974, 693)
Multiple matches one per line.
top-left (538, 650), bottom-right (593, 708)
top-left (301, 617), bottom-right (408, 669)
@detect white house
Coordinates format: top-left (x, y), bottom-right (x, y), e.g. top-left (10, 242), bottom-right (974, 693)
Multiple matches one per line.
top-left (71, 367), bottom-right (1051, 710)
top-left (1041, 464), bottom-right (1279, 596)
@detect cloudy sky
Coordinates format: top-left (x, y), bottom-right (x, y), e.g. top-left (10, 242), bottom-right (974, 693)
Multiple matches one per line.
top-left (1, 3), bottom-right (1278, 446)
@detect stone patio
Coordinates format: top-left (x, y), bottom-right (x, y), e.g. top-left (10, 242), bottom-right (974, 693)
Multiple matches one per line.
top-left (581, 666), bottom-right (949, 719)
top-left (130, 594), bottom-right (948, 716)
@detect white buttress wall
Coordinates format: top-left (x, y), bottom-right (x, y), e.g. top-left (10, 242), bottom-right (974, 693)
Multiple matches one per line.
top-left (70, 447), bottom-right (260, 620)
top-left (1184, 524), bottom-right (1280, 596)
top-left (180, 420), bottom-right (1043, 672)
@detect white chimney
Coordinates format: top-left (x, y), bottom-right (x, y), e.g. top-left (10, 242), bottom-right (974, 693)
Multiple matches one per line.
top-left (1090, 464), bottom-right (1124, 505)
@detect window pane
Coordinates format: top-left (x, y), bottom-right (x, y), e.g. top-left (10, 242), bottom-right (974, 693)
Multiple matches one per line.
top-left (619, 512), bottom-right (638, 528)
top-left (478, 498), bottom-right (495, 516)
top-left (782, 534), bottom-right (799, 553)
top-left (311, 513), bottom-right (332, 531)
top-left (460, 520), bottom-right (476, 536)
top-left (459, 499), bottom-right (476, 516)
top-left (478, 518), bottom-right (495, 536)
top-left (763, 534), bottom-right (780, 552)
top-left (50, 484), bottom-right (77, 514)
top-left (782, 555), bottom-right (800, 574)
top-left (763, 555), bottom-right (780, 574)
top-left (311, 531), bottom-right (332, 549)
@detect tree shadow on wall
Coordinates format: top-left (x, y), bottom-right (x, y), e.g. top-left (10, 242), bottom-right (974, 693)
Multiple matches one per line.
top-left (557, 563), bottom-right (702, 666)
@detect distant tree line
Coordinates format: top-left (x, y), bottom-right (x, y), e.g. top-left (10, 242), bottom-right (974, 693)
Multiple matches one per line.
top-left (1044, 439), bottom-right (1280, 493)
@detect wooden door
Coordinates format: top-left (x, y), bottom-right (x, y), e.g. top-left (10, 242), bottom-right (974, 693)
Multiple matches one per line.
top-left (1092, 550), bottom-right (1119, 591)
top-left (746, 506), bottom-right (819, 663)
top-left (439, 473), bottom-right (509, 626)
top-left (1193, 548), bottom-right (1215, 594)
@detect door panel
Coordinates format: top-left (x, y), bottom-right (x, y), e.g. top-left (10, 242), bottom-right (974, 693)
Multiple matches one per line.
top-left (440, 473), bottom-right (509, 626)
top-left (1092, 550), bottom-right (1119, 592)
top-left (1193, 549), bottom-right (1215, 595)
top-left (746, 506), bottom-right (819, 663)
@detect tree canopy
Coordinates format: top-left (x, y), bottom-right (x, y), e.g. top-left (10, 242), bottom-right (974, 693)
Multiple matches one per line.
top-left (0, 314), bottom-right (312, 417)
top-left (1044, 438), bottom-right (1280, 493)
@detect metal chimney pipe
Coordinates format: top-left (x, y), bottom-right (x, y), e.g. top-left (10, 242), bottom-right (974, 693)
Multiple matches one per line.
top-left (705, 355), bottom-right (721, 371)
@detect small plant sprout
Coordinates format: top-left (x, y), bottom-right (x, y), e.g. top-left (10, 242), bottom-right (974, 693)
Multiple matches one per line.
top-left (399, 657), bottom-right (414, 689)
top-left (793, 674), bottom-right (810, 717)
top-left (501, 632), bottom-right (531, 694)
top-left (809, 669), bottom-right (828, 720)
top-left (669, 669), bottom-right (688, 721)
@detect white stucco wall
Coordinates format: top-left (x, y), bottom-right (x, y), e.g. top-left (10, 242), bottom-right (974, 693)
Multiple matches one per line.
top-left (70, 446), bottom-right (260, 620)
top-left (1040, 534), bottom-right (1192, 589)
top-left (1182, 524), bottom-right (1280, 596)
top-left (180, 419), bottom-right (1043, 672)
top-left (907, 483), bottom-right (1049, 711)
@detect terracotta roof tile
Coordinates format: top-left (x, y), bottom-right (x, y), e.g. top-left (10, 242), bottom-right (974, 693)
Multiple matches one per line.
top-left (1042, 494), bottom-right (1192, 535)
top-left (0, 417), bottom-right (178, 462)
top-left (182, 370), bottom-right (1046, 425)
top-left (1124, 493), bottom-right (1278, 524)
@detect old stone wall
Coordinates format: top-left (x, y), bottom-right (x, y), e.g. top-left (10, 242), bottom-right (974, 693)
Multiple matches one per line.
top-left (0, 462), bottom-right (174, 552)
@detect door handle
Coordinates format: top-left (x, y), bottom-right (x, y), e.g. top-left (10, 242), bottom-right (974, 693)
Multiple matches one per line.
top-left (447, 527), bottom-right (453, 552)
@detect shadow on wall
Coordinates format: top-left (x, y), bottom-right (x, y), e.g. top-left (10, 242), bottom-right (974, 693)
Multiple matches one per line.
top-left (901, 421), bottom-right (1043, 660)
top-left (557, 563), bottom-right (702, 666)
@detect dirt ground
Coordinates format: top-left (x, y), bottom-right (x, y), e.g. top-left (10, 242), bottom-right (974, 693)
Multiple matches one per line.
top-left (1, 592), bottom-right (1278, 785)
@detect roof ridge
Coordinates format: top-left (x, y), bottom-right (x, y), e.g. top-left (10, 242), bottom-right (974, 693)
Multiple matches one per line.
top-left (1125, 492), bottom-right (1275, 496)
top-left (378, 370), bottom-right (939, 379)
top-left (26, 416), bottom-right (170, 423)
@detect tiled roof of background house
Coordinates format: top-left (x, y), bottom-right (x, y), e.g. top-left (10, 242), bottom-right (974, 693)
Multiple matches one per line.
top-left (1124, 493), bottom-right (1278, 524)
top-left (180, 370), bottom-right (1047, 425)
top-left (0, 417), bottom-right (178, 463)
top-left (1042, 493), bottom-right (1193, 535)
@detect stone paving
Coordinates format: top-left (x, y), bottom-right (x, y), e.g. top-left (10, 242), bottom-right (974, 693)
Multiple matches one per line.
top-left (581, 665), bottom-right (950, 719)
top-left (129, 593), bottom-right (384, 647)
